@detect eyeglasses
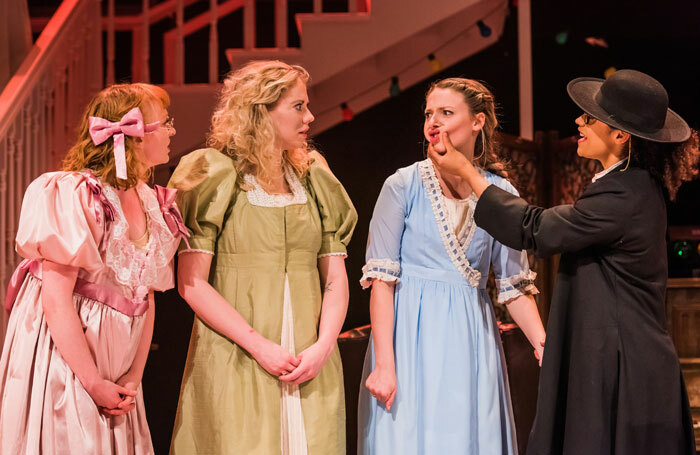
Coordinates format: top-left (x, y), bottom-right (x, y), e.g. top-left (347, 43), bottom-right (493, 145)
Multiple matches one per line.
top-left (581, 113), bottom-right (597, 125)
top-left (146, 116), bottom-right (175, 134)
top-left (162, 116), bottom-right (175, 131)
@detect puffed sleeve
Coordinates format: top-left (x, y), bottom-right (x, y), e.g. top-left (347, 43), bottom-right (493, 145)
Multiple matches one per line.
top-left (167, 148), bottom-right (237, 254)
top-left (307, 160), bottom-right (358, 258)
top-left (359, 171), bottom-right (406, 289)
top-left (488, 179), bottom-right (539, 303)
top-left (15, 172), bottom-right (104, 273)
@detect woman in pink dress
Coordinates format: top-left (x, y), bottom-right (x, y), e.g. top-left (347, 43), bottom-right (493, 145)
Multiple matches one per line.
top-left (0, 83), bottom-right (186, 454)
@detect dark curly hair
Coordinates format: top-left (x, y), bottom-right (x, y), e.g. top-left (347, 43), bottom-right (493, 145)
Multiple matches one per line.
top-left (628, 130), bottom-right (700, 200)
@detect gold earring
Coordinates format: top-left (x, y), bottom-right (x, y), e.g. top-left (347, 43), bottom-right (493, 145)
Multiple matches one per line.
top-left (620, 139), bottom-right (631, 172)
top-left (473, 129), bottom-right (486, 163)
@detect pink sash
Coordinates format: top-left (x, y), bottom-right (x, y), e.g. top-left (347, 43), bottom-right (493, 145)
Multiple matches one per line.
top-left (4, 260), bottom-right (148, 317)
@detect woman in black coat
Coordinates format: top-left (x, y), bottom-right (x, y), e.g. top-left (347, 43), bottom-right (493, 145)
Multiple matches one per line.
top-left (428, 69), bottom-right (699, 454)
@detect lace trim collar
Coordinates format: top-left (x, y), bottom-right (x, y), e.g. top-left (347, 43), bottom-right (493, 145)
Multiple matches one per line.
top-left (418, 159), bottom-right (481, 287)
top-left (244, 165), bottom-right (308, 207)
top-left (99, 180), bottom-right (179, 301)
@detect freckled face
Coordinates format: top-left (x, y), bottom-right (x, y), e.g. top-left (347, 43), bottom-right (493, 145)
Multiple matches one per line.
top-left (424, 87), bottom-right (480, 154)
top-left (268, 79), bottom-right (315, 151)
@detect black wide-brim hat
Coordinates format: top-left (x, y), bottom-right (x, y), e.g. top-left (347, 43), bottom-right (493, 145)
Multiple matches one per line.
top-left (567, 69), bottom-right (691, 143)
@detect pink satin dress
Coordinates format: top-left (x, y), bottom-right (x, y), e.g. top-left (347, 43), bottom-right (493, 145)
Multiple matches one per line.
top-left (0, 171), bottom-right (182, 454)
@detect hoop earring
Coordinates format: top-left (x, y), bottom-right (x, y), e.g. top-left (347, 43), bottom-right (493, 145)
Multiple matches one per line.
top-left (620, 139), bottom-right (631, 172)
top-left (473, 128), bottom-right (486, 163)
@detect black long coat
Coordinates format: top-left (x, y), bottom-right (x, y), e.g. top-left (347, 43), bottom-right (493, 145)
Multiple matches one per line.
top-left (474, 165), bottom-right (696, 455)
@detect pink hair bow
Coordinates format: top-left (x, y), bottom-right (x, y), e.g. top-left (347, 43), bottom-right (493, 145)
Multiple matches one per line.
top-left (88, 107), bottom-right (159, 180)
top-left (155, 185), bottom-right (191, 249)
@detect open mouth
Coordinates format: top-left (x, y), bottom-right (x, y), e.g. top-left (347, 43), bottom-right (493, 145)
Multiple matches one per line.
top-left (428, 130), bottom-right (440, 144)
top-left (578, 131), bottom-right (587, 144)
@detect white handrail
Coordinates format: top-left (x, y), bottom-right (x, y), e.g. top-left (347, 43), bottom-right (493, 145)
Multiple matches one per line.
top-left (0, 0), bottom-right (102, 342)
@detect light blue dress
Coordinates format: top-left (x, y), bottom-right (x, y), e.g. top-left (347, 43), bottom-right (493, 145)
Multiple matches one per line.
top-left (358, 159), bottom-right (538, 455)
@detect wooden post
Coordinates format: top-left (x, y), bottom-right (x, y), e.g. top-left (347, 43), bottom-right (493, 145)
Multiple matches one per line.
top-left (275, 0), bottom-right (287, 49)
top-left (517, 0), bottom-right (533, 140)
top-left (106, 0), bottom-right (115, 85)
top-left (176, 0), bottom-right (184, 84)
top-left (244, 0), bottom-right (255, 50)
top-left (209, 0), bottom-right (219, 83)
top-left (141, 0), bottom-right (150, 82)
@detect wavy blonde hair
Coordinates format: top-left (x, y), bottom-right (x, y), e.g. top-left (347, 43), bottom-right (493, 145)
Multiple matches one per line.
top-left (63, 83), bottom-right (170, 189)
top-left (427, 78), bottom-right (507, 177)
top-left (208, 60), bottom-right (311, 190)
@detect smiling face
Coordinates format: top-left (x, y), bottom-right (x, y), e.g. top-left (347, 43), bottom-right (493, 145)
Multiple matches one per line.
top-left (139, 100), bottom-right (175, 168)
top-left (424, 87), bottom-right (484, 156)
top-left (268, 78), bottom-right (315, 152)
top-left (575, 113), bottom-right (628, 165)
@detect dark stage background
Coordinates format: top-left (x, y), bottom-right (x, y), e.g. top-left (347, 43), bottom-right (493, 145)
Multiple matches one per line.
top-left (315, 0), bottom-right (700, 332)
top-left (145, 3), bottom-right (700, 451)
top-left (26, 0), bottom-right (700, 332)
top-left (25, 1), bottom-right (700, 452)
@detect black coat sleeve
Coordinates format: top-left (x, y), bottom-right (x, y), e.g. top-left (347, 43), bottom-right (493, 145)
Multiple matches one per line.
top-left (473, 177), bottom-right (628, 258)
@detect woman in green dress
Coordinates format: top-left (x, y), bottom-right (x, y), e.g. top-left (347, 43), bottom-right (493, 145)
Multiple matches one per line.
top-left (168, 60), bottom-right (357, 455)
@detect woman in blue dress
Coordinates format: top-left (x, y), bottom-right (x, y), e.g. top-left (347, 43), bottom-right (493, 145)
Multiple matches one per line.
top-left (358, 78), bottom-right (546, 454)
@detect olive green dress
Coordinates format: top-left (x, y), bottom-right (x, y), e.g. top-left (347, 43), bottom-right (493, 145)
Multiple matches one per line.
top-left (168, 148), bottom-right (357, 455)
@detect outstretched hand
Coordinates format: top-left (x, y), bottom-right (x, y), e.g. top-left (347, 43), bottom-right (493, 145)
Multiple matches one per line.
top-left (428, 131), bottom-right (490, 198)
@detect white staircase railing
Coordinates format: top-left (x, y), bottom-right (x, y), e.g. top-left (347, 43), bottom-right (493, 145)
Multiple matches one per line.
top-left (29, 0), bottom-right (369, 86)
top-left (0, 0), bottom-right (102, 339)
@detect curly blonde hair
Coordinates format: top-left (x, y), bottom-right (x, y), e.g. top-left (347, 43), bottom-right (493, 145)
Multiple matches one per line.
top-left (427, 78), bottom-right (507, 177)
top-left (208, 60), bottom-right (311, 190)
top-left (63, 83), bottom-right (170, 189)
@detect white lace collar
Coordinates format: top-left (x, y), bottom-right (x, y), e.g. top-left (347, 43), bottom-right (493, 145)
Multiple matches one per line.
top-left (418, 159), bottom-right (481, 287)
top-left (243, 165), bottom-right (308, 207)
top-left (100, 181), bottom-right (179, 302)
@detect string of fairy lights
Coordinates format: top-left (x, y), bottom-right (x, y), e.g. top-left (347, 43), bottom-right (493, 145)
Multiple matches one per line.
top-left (331, 2), bottom-right (619, 123)
top-left (331, 18), bottom-right (494, 122)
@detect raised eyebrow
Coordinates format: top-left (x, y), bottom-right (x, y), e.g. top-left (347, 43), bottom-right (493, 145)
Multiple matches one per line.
top-left (425, 105), bottom-right (455, 112)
